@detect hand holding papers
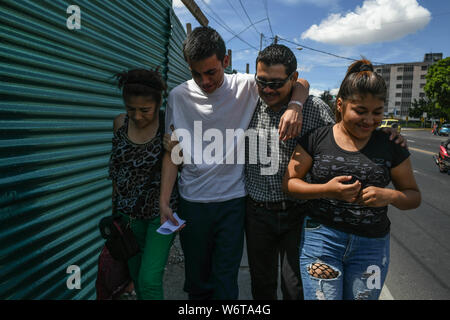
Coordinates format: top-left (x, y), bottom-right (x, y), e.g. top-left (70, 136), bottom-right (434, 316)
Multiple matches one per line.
top-left (157, 212), bottom-right (185, 235)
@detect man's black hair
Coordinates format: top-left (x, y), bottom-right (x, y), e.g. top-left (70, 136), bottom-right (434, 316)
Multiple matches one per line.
top-left (182, 26), bottom-right (226, 62)
top-left (256, 44), bottom-right (297, 76)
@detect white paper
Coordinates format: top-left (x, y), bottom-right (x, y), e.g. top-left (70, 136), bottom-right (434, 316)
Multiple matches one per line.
top-left (157, 212), bottom-right (185, 235)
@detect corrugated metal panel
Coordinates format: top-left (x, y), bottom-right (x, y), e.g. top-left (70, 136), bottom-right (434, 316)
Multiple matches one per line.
top-left (167, 9), bottom-right (191, 91)
top-left (0, 0), bottom-right (172, 299)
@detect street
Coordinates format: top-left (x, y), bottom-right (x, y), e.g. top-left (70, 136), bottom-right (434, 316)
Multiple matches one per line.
top-left (384, 129), bottom-right (450, 299)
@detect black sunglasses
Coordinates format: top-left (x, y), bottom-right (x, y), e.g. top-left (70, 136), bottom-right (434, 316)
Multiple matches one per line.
top-left (254, 71), bottom-right (295, 90)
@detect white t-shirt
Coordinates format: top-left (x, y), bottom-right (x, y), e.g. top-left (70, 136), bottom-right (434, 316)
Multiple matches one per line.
top-left (166, 73), bottom-right (259, 202)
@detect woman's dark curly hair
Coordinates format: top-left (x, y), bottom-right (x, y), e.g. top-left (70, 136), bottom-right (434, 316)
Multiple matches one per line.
top-left (115, 68), bottom-right (167, 106)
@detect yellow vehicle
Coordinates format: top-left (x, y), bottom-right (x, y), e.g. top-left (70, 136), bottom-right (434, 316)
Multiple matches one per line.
top-left (379, 118), bottom-right (401, 133)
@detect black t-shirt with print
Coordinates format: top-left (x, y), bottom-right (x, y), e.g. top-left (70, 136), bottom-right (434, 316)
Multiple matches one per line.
top-left (297, 125), bottom-right (410, 238)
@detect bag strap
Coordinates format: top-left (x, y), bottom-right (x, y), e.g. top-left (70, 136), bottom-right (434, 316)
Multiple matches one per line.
top-left (112, 219), bottom-right (124, 235)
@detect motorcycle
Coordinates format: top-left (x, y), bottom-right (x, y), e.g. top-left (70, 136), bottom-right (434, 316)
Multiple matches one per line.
top-left (433, 141), bottom-right (450, 173)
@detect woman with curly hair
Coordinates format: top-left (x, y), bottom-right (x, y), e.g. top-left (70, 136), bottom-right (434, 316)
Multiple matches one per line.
top-left (108, 68), bottom-right (179, 300)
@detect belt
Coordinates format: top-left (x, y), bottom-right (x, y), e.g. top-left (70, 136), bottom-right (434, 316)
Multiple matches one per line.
top-left (248, 197), bottom-right (296, 211)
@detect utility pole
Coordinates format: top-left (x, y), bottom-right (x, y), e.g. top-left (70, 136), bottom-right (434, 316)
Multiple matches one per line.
top-left (260, 33), bottom-right (263, 51)
top-left (181, 0), bottom-right (209, 26)
top-left (246, 63), bottom-right (249, 74)
top-left (274, 35), bottom-right (278, 44)
top-left (186, 23), bottom-right (192, 36)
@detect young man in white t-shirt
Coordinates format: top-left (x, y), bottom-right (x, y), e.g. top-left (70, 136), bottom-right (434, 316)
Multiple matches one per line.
top-left (159, 27), bottom-right (308, 300)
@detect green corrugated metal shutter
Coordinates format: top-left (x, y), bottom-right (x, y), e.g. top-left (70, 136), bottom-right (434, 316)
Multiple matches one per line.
top-left (167, 9), bottom-right (191, 91)
top-left (0, 0), bottom-right (173, 299)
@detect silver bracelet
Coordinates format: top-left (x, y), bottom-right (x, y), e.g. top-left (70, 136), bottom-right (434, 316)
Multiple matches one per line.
top-left (288, 100), bottom-right (303, 109)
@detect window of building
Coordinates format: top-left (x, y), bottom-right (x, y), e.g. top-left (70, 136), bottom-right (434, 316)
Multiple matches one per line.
top-left (395, 101), bottom-right (401, 106)
top-left (397, 67), bottom-right (403, 72)
top-left (397, 76), bottom-right (403, 80)
top-left (421, 65), bottom-right (427, 71)
top-left (421, 74), bottom-right (426, 79)
top-left (419, 93), bottom-right (425, 98)
top-left (395, 93), bottom-right (401, 97)
top-left (420, 83), bottom-right (426, 88)
top-left (401, 102), bottom-right (411, 108)
top-left (396, 84), bottom-right (402, 89)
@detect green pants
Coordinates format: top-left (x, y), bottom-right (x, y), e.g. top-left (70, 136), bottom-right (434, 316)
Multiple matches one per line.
top-left (119, 213), bottom-right (174, 300)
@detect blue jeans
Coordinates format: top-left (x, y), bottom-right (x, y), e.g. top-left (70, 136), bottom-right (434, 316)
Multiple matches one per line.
top-left (299, 216), bottom-right (390, 300)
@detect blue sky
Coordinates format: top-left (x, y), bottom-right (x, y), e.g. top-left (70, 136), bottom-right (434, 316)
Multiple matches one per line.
top-left (173, 0), bottom-right (450, 97)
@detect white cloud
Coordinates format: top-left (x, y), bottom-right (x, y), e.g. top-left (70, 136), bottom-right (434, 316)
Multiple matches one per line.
top-left (310, 87), bottom-right (340, 97)
top-left (301, 0), bottom-right (431, 46)
top-left (330, 88), bottom-right (339, 96)
top-left (310, 88), bottom-right (324, 97)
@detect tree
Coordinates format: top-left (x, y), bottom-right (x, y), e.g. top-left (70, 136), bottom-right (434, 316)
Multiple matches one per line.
top-left (320, 90), bottom-right (335, 114)
top-left (409, 97), bottom-right (447, 120)
top-left (409, 98), bottom-right (428, 118)
top-left (424, 57), bottom-right (450, 120)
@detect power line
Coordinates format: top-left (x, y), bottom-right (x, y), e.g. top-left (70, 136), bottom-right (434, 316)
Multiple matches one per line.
top-left (225, 0), bottom-right (248, 29)
top-left (224, 0), bottom-right (260, 43)
top-left (264, 0), bottom-right (274, 38)
top-left (276, 37), bottom-right (387, 65)
top-left (227, 18), bottom-right (268, 43)
top-left (281, 37), bottom-right (356, 62)
top-left (198, 0), bottom-right (259, 50)
top-left (238, 0), bottom-right (261, 38)
top-left (199, 0), bottom-right (234, 33)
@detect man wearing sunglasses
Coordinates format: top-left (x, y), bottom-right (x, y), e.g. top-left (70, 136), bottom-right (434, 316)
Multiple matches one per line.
top-left (245, 44), bottom-right (406, 300)
top-left (245, 44), bottom-right (336, 300)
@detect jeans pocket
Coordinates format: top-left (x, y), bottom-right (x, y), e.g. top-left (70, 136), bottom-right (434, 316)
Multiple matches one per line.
top-left (304, 216), bottom-right (322, 230)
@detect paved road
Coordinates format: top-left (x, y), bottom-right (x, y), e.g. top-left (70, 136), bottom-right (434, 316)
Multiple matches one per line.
top-left (384, 129), bottom-right (450, 300)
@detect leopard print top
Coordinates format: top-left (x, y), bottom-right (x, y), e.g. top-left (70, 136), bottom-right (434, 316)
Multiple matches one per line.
top-left (108, 114), bottom-right (178, 220)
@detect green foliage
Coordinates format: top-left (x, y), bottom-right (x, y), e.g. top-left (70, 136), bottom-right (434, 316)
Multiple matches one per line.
top-left (424, 57), bottom-right (450, 120)
top-left (409, 98), bottom-right (428, 118)
top-left (409, 97), bottom-right (446, 119)
top-left (320, 90), bottom-right (335, 113)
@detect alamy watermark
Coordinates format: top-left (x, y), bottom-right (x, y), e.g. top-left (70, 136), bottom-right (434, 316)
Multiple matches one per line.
top-left (170, 122), bottom-right (281, 175)
top-left (66, 265), bottom-right (81, 290)
top-left (66, 5), bottom-right (81, 30)
top-left (366, 265), bottom-right (381, 290)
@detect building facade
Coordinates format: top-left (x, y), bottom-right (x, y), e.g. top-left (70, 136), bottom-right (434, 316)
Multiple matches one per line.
top-left (375, 53), bottom-right (442, 119)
